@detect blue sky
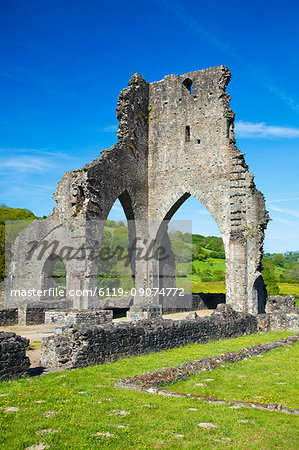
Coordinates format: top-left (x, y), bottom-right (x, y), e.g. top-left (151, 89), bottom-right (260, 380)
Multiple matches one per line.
top-left (0, 0), bottom-right (298, 253)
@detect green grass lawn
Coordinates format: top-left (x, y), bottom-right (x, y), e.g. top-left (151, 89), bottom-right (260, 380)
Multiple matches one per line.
top-left (191, 258), bottom-right (225, 274)
top-left (164, 342), bottom-right (299, 409)
top-left (177, 277), bottom-right (226, 293)
top-left (0, 331), bottom-right (298, 449)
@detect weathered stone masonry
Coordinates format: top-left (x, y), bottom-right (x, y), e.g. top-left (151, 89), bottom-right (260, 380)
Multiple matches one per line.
top-left (0, 332), bottom-right (30, 380)
top-left (6, 66), bottom-right (269, 316)
top-left (40, 305), bottom-right (258, 370)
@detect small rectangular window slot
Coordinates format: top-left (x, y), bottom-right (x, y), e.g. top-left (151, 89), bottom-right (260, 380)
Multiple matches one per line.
top-left (197, 139), bottom-right (201, 144)
top-left (185, 126), bottom-right (190, 143)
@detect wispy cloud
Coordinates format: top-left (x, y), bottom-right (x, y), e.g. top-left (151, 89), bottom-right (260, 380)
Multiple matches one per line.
top-left (268, 205), bottom-right (299, 219)
top-left (235, 121), bottom-right (299, 139)
top-left (153, 0), bottom-right (299, 112)
top-left (19, 182), bottom-right (54, 190)
top-left (0, 147), bottom-right (77, 159)
top-left (268, 197), bottom-right (299, 203)
top-left (0, 156), bottom-right (53, 174)
top-left (102, 125), bottom-right (118, 133)
top-left (111, 199), bottom-right (123, 212)
top-left (195, 209), bottom-right (211, 216)
top-left (272, 217), bottom-right (295, 226)
top-left (112, 205), bottom-right (123, 212)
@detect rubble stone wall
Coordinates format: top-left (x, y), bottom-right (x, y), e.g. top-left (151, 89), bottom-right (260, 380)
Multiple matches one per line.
top-left (0, 308), bottom-right (18, 326)
top-left (0, 332), bottom-right (30, 380)
top-left (40, 305), bottom-right (257, 370)
top-left (45, 309), bottom-right (113, 325)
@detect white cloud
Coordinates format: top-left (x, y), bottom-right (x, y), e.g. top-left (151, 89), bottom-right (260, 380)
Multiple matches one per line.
top-left (0, 147), bottom-right (76, 159)
top-left (197, 210), bottom-right (211, 216)
top-left (235, 121), bottom-right (299, 139)
top-left (272, 217), bottom-right (295, 226)
top-left (112, 200), bottom-right (123, 212)
top-left (20, 182), bottom-right (54, 190)
top-left (268, 205), bottom-right (299, 219)
top-left (268, 197), bottom-right (299, 203)
top-left (0, 156), bottom-right (53, 173)
top-left (103, 125), bottom-right (118, 133)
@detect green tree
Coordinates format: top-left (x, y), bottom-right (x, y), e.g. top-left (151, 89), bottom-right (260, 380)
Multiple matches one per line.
top-left (212, 269), bottom-right (225, 281)
top-left (272, 253), bottom-right (285, 267)
top-left (289, 266), bottom-right (299, 281)
top-left (0, 206), bottom-right (40, 282)
top-left (197, 253), bottom-right (207, 261)
top-left (263, 267), bottom-right (279, 295)
top-left (201, 269), bottom-right (212, 282)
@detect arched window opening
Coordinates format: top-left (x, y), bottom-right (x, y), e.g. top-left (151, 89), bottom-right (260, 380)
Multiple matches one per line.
top-left (98, 192), bottom-right (135, 316)
top-left (183, 78), bottom-right (193, 94)
top-left (253, 275), bottom-right (266, 314)
top-left (41, 256), bottom-right (66, 301)
top-left (159, 194), bottom-right (226, 312)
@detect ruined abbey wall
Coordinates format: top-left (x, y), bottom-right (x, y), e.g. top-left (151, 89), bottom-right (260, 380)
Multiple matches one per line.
top-left (5, 66), bottom-right (269, 316)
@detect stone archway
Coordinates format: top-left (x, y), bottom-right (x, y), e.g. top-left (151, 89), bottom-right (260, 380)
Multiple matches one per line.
top-left (252, 275), bottom-right (267, 314)
top-left (40, 255), bottom-right (66, 302)
top-left (154, 192), bottom-right (226, 313)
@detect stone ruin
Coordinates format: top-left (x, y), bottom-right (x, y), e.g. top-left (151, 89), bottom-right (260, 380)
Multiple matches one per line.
top-left (4, 66), bottom-right (270, 319)
top-left (1, 67), bottom-right (299, 380)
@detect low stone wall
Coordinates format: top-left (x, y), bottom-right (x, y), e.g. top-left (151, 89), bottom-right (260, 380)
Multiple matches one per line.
top-left (259, 296), bottom-right (299, 332)
top-left (26, 307), bottom-right (47, 325)
top-left (98, 293), bottom-right (225, 315)
top-left (45, 309), bottom-right (113, 326)
top-left (0, 331), bottom-right (30, 380)
top-left (266, 295), bottom-right (298, 313)
top-left (40, 305), bottom-right (257, 370)
top-left (116, 333), bottom-right (299, 390)
top-left (18, 307), bottom-right (48, 325)
top-left (0, 308), bottom-right (18, 326)
top-left (0, 300), bottom-right (73, 326)
top-left (258, 312), bottom-right (299, 332)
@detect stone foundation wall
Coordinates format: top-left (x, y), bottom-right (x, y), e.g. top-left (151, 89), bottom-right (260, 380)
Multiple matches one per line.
top-left (0, 300), bottom-right (73, 326)
top-left (0, 332), bottom-right (30, 380)
top-left (265, 295), bottom-right (298, 313)
top-left (25, 308), bottom-right (47, 325)
top-left (260, 295), bottom-right (299, 332)
top-left (40, 305), bottom-right (257, 370)
top-left (45, 309), bottom-right (113, 326)
top-left (258, 312), bottom-right (299, 332)
top-left (116, 333), bottom-right (299, 390)
top-left (0, 308), bottom-right (18, 326)
top-left (17, 307), bottom-right (48, 325)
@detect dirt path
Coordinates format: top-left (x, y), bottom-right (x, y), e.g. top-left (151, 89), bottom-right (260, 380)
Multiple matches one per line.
top-left (113, 309), bottom-right (213, 322)
top-left (162, 310), bottom-right (213, 320)
top-left (1, 324), bottom-right (56, 368)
